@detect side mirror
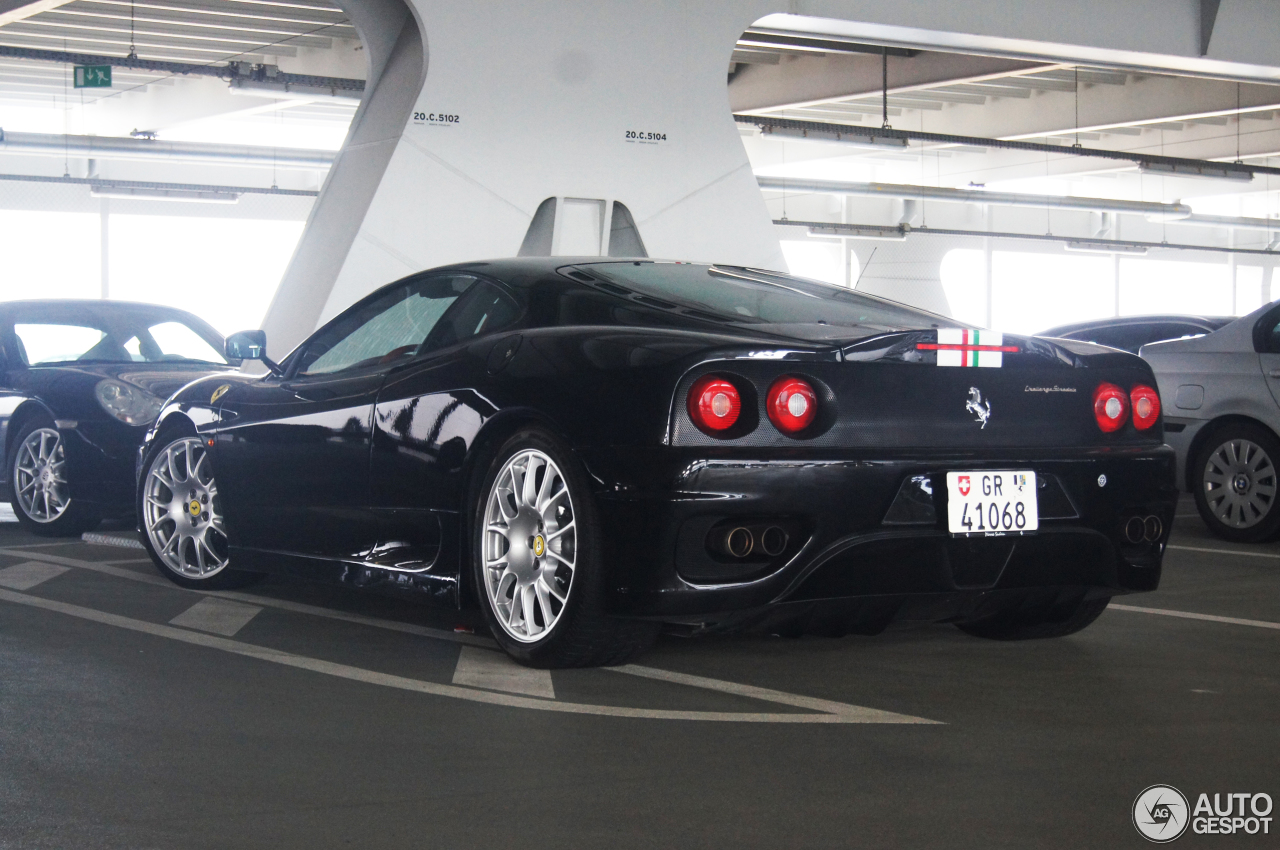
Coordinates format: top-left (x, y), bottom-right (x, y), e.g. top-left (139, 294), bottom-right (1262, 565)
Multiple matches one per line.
top-left (225, 330), bottom-right (267, 361)
top-left (225, 330), bottom-right (282, 375)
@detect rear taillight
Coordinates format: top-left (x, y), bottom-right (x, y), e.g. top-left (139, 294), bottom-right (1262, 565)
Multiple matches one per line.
top-left (1130, 385), bottom-right (1160, 430)
top-left (1093, 382), bottom-right (1129, 433)
top-left (688, 375), bottom-right (741, 432)
top-left (767, 376), bottom-right (817, 434)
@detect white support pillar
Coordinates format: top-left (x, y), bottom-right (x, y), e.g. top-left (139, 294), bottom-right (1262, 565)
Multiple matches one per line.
top-left (982, 206), bottom-right (993, 328)
top-left (99, 197), bottom-right (109, 300)
top-left (1113, 252), bottom-right (1122, 317)
top-left (1229, 229), bottom-right (1238, 314)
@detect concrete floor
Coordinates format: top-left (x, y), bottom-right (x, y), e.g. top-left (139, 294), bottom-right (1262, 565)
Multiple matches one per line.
top-left (1, 498), bottom-right (1277, 849)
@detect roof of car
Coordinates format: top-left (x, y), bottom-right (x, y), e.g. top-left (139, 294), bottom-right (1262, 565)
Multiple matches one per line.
top-left (0, 299), bottom-right (203, 315)
top-left (1038, 314), bottom-right (1233, 338)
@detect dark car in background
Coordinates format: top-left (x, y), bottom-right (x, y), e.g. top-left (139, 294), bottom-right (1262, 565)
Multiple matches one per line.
top-left (1038, 314), bottom-right (1232, 354)
top-left (136, 259), bottom-right (1177, 668)
top-left (1, 300), bottom-right (235, 535)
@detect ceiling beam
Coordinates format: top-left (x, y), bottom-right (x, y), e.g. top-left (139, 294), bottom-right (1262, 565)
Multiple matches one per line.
top-left (0, 0), bottom-right (74, 27)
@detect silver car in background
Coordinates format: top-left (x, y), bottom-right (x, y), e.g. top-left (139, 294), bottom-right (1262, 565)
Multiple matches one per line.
top-left (1140, 301), bottom-right (1280, 543)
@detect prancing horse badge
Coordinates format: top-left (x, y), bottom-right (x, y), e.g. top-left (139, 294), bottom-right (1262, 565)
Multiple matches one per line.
top-left (966, 387), bottom-right (992, 429)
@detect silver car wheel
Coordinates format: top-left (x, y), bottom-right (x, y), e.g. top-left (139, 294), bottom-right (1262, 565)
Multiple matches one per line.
top-left (143, 437), bottom-right (229, 578)
top-left (482, 449), bottom-right (576, 643)
top-left (1203, 438), bottom-right (1277, 529)
top-left (12, 428), bottom-right (70, 523)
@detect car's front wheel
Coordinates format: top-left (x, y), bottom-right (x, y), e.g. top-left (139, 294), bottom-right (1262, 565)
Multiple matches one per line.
top-left (7, 416), bottom-right (100, 536)
top-left (472, 428), bottom-right (657, 668)
top-left (139, 433), bottom-right (262, 590)
top-left (1193, 423), bottom-right (1280, 543)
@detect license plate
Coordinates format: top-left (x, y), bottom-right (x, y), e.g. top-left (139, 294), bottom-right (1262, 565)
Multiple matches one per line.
top-left (945, 471), bottom-right (1038, 536)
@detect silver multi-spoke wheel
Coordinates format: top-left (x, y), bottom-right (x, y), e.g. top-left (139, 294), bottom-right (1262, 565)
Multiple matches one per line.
top-left (482, 449), bottom-right (576, 643)
top-left (143, 437), bottom-right (229, 579)
top-left (1203, 438), bottom-right (1277, 529)
top-left (12, 428), bottom-right (70, 523)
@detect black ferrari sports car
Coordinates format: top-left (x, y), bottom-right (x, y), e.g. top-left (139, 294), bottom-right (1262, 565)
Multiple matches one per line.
top-left (1, 300), bottom-right (234, 535)
top-left (136, 259), bottom-right (1177, 667)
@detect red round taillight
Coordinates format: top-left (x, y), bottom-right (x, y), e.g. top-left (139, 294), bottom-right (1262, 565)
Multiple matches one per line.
top-left (1130, 385), bottom-right (1160, 430)
top-left (1093, 382), bottom-right (1129, 433)
top-left (688, 375), bottom-right (741, 432)
top-left (767, 376), bottom-right (818, 434)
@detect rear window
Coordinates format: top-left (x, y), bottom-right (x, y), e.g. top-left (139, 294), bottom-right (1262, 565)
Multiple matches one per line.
top-left (14, 324), bottom-right (107, 364)
top-left (9, 310), bottom-right (226, 365)
top-left (577, 262), bottom-right (945, 338)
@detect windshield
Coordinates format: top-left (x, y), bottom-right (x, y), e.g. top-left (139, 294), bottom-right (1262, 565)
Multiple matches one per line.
top-left (10, 310), bottom-right (227, 366)
top-left (577, 262), bottom-right (950, 339)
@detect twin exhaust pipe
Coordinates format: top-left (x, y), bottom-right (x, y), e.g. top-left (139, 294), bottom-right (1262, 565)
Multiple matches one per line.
top-left (1124, 515), bottom-right (1164, 544)
top-left (709, 524), bottom-right (789, 559)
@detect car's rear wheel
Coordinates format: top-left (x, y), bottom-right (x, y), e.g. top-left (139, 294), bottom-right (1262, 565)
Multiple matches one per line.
top-left (472, 428), bottom-right (657, 668)
top-left (1193, 423), bottom-right (1280, 543)
top-left (139, 434), bottom-right (262, 590)
top-left (956, 595), bottom-right (1110, 640)
top-left (7, 416), bottom-right (100, 536)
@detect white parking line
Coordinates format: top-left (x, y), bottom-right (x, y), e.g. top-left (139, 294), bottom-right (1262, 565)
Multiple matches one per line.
top-left (0, 546), bottom-right (492, 648)
top-left (1166, 544), bottom-right (1280, 559)
top-left (453, 645), bottom-right (555, 699)
top-left (170, 597), bottom-right (263, 637)
top-left (0, 587), bottom-right (939, 724)
top-left (0, 561), bottom-right (69, 591)
top-left (1110, 603), bottom-right (1280, 631)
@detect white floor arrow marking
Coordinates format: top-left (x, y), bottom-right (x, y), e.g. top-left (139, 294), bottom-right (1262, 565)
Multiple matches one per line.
top-left (453, 645), bottom-right (555, 699)
top-left (170, 597), bottom-right (263, 637)
top-left (0, 561), bottom-right (69, 591)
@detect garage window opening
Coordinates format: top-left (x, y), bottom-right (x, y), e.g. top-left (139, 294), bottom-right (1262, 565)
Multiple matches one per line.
top-left (941, 248), bottom-right (1255, 335)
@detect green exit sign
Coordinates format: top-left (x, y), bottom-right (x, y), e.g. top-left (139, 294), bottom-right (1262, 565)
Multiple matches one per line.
top-left (73, 65), bottom-right (112, 88)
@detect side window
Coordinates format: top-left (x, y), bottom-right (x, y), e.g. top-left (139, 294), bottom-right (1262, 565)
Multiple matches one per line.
top-left (1264, 319), bottom-right (1280, 354)
top-left (1076, 327), bottom-right (1129, 351)
top-left (297, 275), bottom-right (474, 376)
top-left (422, 280), bottom-right (522, 352)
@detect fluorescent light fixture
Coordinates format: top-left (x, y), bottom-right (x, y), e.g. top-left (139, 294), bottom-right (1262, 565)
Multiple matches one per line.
top-left (757, 176), bottom-right (1193, 218)
top-left (802, 222), bottom-right (908, 240)
top-left (759, 126), bottom-right (908, 148)
top-left (1139, 161), bottom-right (1254, 182)
top-left (1145, 210), bottom-right (1193, 222)
top-left (1065, 239), bottom-right (1148, 255)
top-left (229, 78), bottom-right (361, 103)
top-left (89, 186), bottom-right (240, 204)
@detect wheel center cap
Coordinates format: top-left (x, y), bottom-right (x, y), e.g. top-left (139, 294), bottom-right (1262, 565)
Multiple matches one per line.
top-left (189, 499), bottom-right (202, 516)
top-left (532, 534), bottom-right (546, 558)
top-left (1233, 473), bottom-right (1251, 494)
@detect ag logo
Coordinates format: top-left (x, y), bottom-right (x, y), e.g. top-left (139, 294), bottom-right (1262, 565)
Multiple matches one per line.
top-left (957, 475), bottom-right (971, 496)
top-left (1133, 785), bottom-right (1190, 843)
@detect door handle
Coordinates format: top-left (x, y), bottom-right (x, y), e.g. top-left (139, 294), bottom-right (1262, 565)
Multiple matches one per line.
top-left (284, 386), bottom-right (336, 402)
top-left (1269, 370), bottom-right (1280, 378)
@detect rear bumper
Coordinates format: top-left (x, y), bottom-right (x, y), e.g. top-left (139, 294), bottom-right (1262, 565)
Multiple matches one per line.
top-left (583, 444), bottom-right (1177, 628)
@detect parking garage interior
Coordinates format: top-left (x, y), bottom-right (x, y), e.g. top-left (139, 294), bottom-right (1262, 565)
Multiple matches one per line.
top-left (1, 1), bottom-right (1279, 846)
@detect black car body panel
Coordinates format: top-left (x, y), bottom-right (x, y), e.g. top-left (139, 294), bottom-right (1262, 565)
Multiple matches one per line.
top-left (0, 300), bottom-right (233, 513)
top-left (141, 259), bottom-right (1177, 631)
